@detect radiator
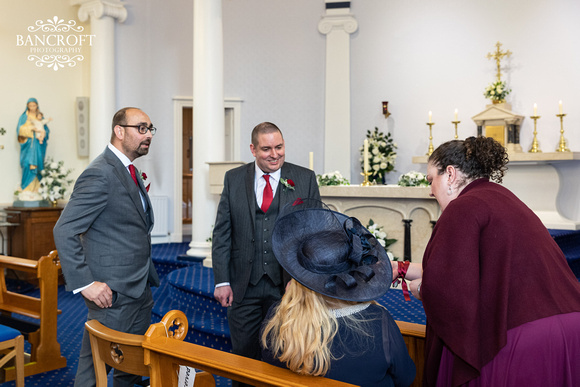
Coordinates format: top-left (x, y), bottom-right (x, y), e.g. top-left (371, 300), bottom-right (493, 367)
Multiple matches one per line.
top-left (150, 196), bottom-right (169, 237)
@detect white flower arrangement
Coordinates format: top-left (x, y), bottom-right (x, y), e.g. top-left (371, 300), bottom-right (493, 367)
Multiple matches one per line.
top-left (484, 80), bottom-right (511, 103)
top-left (39, 157), bottom-right (74, 202)
top-left (317, 171), bottom-right (350, 186)
top-left (360, 127), bottom-right (397, 184)
top-left (366, 218), bottom-right (397, 253)
top-left (398, 171), bottom-right (429, 187)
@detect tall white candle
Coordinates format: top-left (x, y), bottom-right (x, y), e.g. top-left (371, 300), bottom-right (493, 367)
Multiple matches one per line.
top-left (428, 111), bottom-right (432, 123)
top-left (309, 152), bottom-right (314, 170)
top-left (533, 103), bottom-right (538, 116)
top-left (454, 109), bottom-right (458, 121)
top-left (363, 139), bottom-right (369, 174)
top-left (559, 100), bottom-right (563, 114)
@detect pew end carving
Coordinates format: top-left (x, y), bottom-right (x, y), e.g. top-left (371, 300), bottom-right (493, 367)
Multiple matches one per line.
top-left (0, 250), bottom-right (66, 381)
top-left (86, 310), bottom-right (214, 387)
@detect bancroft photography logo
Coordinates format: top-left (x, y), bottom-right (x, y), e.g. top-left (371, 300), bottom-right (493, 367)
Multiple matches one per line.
top-left (16, 16), bottom-right (95, 71)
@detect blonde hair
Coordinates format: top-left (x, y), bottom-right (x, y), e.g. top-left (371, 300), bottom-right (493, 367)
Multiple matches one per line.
top-left (261, 280), bottom-right (376, 376)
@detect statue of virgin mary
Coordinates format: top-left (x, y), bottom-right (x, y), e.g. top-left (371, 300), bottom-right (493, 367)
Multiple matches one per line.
top-left (16, 97), bottom-right (50, 197)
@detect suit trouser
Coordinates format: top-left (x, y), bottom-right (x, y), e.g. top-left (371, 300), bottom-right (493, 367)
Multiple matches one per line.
top-left (75, 285), bottom-right (154, 387)
top-left (227, 276), bottom-right (282, 386)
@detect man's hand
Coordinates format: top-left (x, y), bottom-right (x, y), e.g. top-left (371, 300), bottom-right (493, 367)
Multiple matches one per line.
top-left (214, 285), bottom-right (233, 307)
top-left (81, 281), bottom-right (113, 308)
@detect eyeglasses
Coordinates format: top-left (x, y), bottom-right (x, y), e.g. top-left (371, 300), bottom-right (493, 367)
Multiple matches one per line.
top-left (121, 124), bottom-right (157, 135)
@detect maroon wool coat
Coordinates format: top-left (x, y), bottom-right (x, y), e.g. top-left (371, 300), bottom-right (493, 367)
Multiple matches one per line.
top-left (421, 179), bottom-right (580, 386)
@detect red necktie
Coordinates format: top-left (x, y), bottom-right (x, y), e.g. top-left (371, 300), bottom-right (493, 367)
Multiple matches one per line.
top-left (129, 164), bottom-right (139, 187)
top-left (261, 174), bottom-right (273, 213)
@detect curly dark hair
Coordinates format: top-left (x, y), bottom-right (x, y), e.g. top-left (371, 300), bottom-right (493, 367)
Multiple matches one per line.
top-left (428, 136), bottom-right (509, 183)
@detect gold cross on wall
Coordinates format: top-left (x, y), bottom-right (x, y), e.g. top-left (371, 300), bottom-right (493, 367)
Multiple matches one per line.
top-left (486, 41), bottom-right (512, 82)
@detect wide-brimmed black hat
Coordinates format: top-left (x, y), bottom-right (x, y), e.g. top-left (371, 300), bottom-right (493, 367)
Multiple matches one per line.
top-left (272, 199), bottom-right (392, 302)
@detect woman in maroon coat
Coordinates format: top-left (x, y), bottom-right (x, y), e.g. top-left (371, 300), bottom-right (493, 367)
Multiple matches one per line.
top-left (402, 136), bottom-right (580, 386)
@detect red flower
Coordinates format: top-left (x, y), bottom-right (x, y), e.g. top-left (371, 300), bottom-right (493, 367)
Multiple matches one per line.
top-left (141, 172), bottom-right (148, 180)
top-left (287, 179), bottom-right (295, 187)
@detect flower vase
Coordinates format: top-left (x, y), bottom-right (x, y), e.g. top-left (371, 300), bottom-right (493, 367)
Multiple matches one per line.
top-left (51, 200), bottom-right (58, 207)
top-left (492, 100), bottom-right (504, 105)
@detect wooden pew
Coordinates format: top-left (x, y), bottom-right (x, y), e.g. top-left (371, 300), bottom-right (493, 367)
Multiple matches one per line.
top-left (396, 320), bottom-right (426, 387)
top-left (86, 310), bottom-right (214, 386)
top-left (143, 310), bottom-right (357, 387)
top-left (0, 250), bottom-right (66, 381)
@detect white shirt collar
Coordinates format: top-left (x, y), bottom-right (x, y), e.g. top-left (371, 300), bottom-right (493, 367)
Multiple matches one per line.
top-left (254, 162), bottom-right (281, 181)
top-left (108, 143), bottom-right (132, 168)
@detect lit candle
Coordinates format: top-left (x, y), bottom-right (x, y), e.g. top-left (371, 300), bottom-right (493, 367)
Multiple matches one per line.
top-left (533, 103), bottom-right (537, 116)
top-left (309, 152), bottom-right (314, 170)
top-left (363, 139), bottom-right (369, 174)
top-left (428, 111), bottom-right (432, 123)
top-left (559, 100), bottom-right (563, 114)
top-left (454, 109), bottom-right (458, 121)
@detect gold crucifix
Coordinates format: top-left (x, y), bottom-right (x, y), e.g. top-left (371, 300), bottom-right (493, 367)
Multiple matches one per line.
top-left (486, 41), bottom-right (512, 82)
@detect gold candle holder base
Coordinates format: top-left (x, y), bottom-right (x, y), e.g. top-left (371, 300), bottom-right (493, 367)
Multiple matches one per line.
top-left (426, 122), bottom-right (435, 156)
top-left (528, 115), bottom-right (542, 153)
top-left (452, 120), bottom-right (460, 139)
top-left (555, 113), bottom-right (570, 152)
top-left (361, 172), bottom-right (372, 186)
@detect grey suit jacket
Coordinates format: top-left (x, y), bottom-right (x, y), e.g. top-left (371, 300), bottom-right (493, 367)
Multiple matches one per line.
top-left (212, 161), bottom-right (321, 302)
top-left (53, 147), bottom-right (159, 299)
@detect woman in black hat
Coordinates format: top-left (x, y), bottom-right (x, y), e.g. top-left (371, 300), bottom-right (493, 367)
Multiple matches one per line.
top-left (260, 200), bottom-right (416, 386)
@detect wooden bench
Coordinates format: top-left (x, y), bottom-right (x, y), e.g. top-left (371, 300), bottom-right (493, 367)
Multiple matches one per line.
top-left (396, 320), bottom-right (426, 387)
top-left (0, 250), bottom-right (66, 382)
top-left (86, 310), bottom-right (214, 386)
top-left (143, 310), bottom-right (357, 387)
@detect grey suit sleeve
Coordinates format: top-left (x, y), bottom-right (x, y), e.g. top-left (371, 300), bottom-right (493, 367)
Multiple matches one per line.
top-left (53, 167), bottom-right (109, 291)
top-left (211, 171), bottom-right (233, 285)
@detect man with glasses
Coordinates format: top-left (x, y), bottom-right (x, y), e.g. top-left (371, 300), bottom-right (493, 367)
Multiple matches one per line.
top-left (54, 107), bottom-right (159, 387)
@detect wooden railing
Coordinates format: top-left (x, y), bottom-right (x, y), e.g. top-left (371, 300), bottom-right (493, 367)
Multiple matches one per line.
top-left (0, 250), bottom-right (67, 381)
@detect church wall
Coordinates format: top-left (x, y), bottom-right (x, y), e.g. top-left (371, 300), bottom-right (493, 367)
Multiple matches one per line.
top-left (350, 0), bottom-right (580, 190)
top-left (3, 0), bottom-right (580, 226)
top-left (0, 1), bottom-right (91, 206)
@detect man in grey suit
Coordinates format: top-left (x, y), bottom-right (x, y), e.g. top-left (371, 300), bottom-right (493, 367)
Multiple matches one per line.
top-left (54, 107), bottom-right (160, 387)
top-left (212, 122), bottom-right (321, 374)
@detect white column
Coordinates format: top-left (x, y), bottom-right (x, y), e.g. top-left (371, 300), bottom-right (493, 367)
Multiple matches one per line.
top-left (318, 3), bottom-right (357, 179)
top-left (188, 0), bottom-right (225, 258)
top-left (74, 0), bottom-right (127, 160)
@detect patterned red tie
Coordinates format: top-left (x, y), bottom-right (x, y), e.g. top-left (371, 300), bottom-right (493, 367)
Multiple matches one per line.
top-left (129, 164), bottom-right (139, 187)
top-left (261, 174), bottom-right (273, 213)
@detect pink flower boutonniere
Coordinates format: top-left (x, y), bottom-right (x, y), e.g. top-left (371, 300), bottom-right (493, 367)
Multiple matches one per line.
top-left (280, 178), bottom-right (295, 191)
top-left (141, 172), bottom-right (151, 192)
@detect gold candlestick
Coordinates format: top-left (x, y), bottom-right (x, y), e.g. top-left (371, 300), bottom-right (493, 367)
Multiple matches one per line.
top-left (555, 113), bottom-right (570, 152)
top-left (361, 171), bottom-right (372, 186)
top-left (528, 115), bottom-right (542, 153)
top-left (426, 122), bottom-right (435, 156)
top-left (452, 120), bottom-right (460, 139)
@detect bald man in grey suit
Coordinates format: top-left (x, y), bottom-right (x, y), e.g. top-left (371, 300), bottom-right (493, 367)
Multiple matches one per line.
top-left (54, 107), bottom-right (159, 387)
top-left (212, 122), bottom-right (320, 384)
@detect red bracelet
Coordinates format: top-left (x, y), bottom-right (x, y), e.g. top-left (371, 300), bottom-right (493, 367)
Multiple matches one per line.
top-left (392, 261), bottom-right (411, 301)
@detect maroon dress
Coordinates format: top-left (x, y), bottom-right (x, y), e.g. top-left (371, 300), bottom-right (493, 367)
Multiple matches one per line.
top-left (421, 179), bottom-right (580, 386)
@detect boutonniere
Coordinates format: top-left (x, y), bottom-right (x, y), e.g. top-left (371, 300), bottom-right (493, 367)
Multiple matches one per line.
top-left (140, 172), bottom-right (151, 192)
top-left (280, 178), bottom-right (295, 191)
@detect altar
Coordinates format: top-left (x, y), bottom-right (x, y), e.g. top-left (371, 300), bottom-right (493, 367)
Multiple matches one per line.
top-left (317, 186), bottom-right (438, 263)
